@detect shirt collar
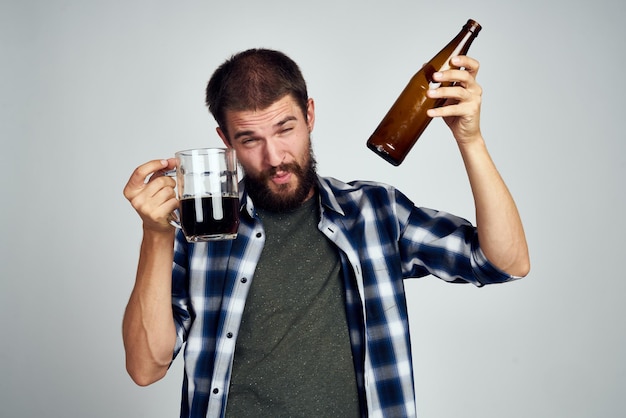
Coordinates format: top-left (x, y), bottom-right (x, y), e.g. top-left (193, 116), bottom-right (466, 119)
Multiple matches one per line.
top-left (316, 175), bottom-right (346, 216)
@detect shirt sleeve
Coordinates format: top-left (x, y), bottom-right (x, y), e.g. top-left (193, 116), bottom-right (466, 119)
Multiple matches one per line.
top-left (395, 190), bottom-right (518, 287)
top-left (171, 230), bottom-right (192, 359)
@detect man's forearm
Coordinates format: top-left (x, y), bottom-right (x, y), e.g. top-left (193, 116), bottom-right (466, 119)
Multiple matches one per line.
top-left (122, 229), bottom-right (178, 386)
top-left (459, 137), bottom-right (530, 277)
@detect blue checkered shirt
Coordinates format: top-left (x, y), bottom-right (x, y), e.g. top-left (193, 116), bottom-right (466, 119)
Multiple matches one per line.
top-left (171, 175), bottom-right (519, 417)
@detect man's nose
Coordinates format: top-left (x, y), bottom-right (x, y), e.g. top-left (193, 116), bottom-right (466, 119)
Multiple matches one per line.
top-left (264, 140), bottom-right (285, 167)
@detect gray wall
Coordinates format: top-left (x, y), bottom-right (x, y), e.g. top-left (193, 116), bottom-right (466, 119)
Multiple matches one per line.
top-left (2, 1), bottom-right (624, 417)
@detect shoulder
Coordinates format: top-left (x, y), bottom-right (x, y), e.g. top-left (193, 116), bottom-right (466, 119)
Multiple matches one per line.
top-left (319, 175), bottom-right (397, 195)
top-left (317, 175), bottom-right (415, 212)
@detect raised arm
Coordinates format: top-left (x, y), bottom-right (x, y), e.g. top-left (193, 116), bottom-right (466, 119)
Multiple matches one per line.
top-left (122, 159), bottom-right (180, 385)
top-left (427, 56), bottom-right (530, 277)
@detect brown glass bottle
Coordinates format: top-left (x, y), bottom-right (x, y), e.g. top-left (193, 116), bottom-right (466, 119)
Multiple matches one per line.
top-left (367, 19), bottom-right (482, 166)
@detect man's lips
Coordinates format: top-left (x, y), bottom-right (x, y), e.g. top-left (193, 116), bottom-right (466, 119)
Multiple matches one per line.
top-left (271, 170), bottom-right (292, 185)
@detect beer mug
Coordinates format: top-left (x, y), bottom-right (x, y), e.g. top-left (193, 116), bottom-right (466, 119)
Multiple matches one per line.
top-left (168, 148), bottom-right (239, 242)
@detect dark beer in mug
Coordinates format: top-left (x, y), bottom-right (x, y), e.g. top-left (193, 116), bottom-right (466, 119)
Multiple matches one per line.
top-left (180, 195), bottom-right (239, 241)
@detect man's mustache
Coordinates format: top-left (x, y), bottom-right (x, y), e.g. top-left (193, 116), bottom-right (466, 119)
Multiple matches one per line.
top-left (263, 162), bottom-right (301, 180)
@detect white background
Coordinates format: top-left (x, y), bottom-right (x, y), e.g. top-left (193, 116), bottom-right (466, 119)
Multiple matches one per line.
top-left (2, 1), bottom-right (624, 417)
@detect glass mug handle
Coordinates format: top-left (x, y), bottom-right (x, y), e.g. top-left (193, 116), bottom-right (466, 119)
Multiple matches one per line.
top-left (162, 169), bottom-right (182, 229)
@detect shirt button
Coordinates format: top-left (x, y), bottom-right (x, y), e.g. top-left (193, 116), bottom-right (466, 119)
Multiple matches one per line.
top-left (240, 277), bottom-right (248, 283)
top-left (226, 332), bottom-right (233, 338)
top-left (256, 232), bottom-right (262, 238)
top-left (213, 388), bottom-right (219, 394)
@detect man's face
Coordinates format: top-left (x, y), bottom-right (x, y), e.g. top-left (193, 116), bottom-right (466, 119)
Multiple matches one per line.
top-left (218, 95), bottom-right (317, 212)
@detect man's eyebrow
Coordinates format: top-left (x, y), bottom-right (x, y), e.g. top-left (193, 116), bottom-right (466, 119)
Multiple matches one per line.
top-left (275, 116), bottom-right (297, 127)
top-left (233, 130), bottom-right (254, 141)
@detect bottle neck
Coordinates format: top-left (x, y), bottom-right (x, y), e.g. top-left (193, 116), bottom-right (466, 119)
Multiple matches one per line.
top-left (464, 19), bottom-right (482, 36)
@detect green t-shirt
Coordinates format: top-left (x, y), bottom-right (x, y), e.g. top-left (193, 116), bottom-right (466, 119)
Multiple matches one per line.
top-left (225, 195), bottom-right (360, 417)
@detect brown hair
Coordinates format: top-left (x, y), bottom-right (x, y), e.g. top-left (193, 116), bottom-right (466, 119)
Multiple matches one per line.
top-left (205, 48), bottom-right (309, 140)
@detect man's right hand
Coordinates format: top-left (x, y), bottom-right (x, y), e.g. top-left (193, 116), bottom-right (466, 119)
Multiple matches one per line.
top-left (123, 159), bottom-right (178, 233)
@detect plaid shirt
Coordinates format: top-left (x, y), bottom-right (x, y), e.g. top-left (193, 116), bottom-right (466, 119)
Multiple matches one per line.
top-left (171, 175), bottom-right (518, 417)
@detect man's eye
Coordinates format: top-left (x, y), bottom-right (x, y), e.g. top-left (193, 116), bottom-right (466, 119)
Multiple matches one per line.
top-left (241, 137), bottom-right (258, 145)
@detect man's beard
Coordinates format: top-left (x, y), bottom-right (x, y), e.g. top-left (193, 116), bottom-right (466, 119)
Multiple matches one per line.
top-left (244, 146), bottom-right (318, 212)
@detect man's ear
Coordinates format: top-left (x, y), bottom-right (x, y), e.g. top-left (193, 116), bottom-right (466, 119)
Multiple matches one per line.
top-left (306, 98), bottom-right (315, 133)
top-left (217, 127), bottom-right (231, 147)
